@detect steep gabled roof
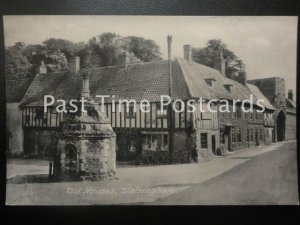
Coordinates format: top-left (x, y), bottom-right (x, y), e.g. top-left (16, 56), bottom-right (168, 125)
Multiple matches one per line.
top-left (20, 60), bottom-right (190, 106)
top-left (177, 58), bottom-right (262, 103)
top-left (6, 78), bottom-right (34, 103)
top-left (246, 83), bottom-right (275, 110)
top-left (20, 57), bottom-right (273, 110)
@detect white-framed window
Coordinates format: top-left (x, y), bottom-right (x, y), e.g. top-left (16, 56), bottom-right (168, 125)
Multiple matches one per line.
top-left (142, 132), bottom-right (169, 151)
top-left (200, 133), bottom-right (208, 148)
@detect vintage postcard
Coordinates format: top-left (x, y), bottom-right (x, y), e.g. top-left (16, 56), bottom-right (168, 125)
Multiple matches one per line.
top-left (4, 16), bottom-right (298, 205)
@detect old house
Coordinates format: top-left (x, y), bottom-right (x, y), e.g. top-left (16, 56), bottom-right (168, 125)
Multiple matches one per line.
top-left (184, 44), bottom-right (275, 152)
top-left (15, 41), bottom-right (276, 164)
top-left (248, 77), bottom-right (297, 141)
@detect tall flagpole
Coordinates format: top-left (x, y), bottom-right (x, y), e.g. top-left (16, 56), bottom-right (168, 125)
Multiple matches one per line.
top-left (167, 35), bottom-right (173, 164)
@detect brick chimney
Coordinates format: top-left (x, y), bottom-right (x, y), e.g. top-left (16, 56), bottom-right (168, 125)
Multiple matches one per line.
top-left (118, 52), bottom-right (130, 69)
top-left (70, 56), bottom-right (80, 73)
top-left (288, 89), bottom-right (293, 101)
top-left (214, 46), bottom-right (226, 77)
top-left (36, 60), bottom-right (47, 74)
top-left (184, 44), bottom-right (193, 62)
top-left (81, 69), bottom-right (90, 98)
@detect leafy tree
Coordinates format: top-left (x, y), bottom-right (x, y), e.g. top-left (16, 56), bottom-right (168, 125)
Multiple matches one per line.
top-left (125, 36), bottom-right (162, 62)
top-left (192, 39), bottom-right (243, 77)
top-left (5, 42), bottom-right (33, 79)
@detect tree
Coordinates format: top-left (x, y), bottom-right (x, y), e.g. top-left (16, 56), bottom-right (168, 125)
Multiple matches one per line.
top-left (5, 42), bottom-right (33, 79)
top-left (88, 32), bottom-right (123, 67)
top-left (88, 33), bottom-right (163, 67)
top-left (124, 36), bottom-right (162, 62)
top-left (192, 39), bottom-right (243, 77)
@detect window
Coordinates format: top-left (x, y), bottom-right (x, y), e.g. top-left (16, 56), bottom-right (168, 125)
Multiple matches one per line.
top-left (224, 84), bottom-right (232, 92)
top-left (255, 128), bottom-right (258, 141)
top-left (35, 108), bottom-right (45, 120)
top-left (220, 129), bottom-right (225, 144)
top-left (200, 133), bottom-right (208, 148)
top-left (142, 133), bottom-right (168, 151)
top-left (260, 128), bottom-right (263, 141)
top-left (237, 128), bottom-right (242, 142)
top-left (156, 103), bottom-right (168, 117)
top-left (232, 128), bottom-right (236, 142)
top-left (205, 78), bottom-right (216, 87)
top-left (250, 112), bottom-right (253, 120)
top-left (126, 104), bottom-right (136, 118)
top-left (128, 138), bottom-right (137, 152)
top-left (255, 111), bottom-right (258, 120)
top-left (250, 128), bottom-right (254, 141)
top-left (247, 128), bottom-right (250, 142)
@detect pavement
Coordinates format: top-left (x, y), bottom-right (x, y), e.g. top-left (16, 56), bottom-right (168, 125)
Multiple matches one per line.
top-left (6, 140), bottom-right (298, 205)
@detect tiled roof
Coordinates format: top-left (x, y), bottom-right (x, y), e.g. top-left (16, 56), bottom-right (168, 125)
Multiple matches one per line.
top-left (20, 60), bottom-right (190, 106)
top-left (20, 57), bottom-right (273, 110)
top-left (177, 58), bottom-right (267, 105)
top-left (6, 78), bottom-right (34, 103)
top-left (246, 83), bottom-right (275, 110)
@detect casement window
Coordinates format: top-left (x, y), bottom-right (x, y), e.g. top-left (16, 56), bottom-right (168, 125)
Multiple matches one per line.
top-left (142, 133), bottom-right (169, 151)
top-left (200, 133), bottom-right (208, 148)
top-left (250, 112), bottom-right (253, 120)
top-left (126, 104), bottom-right (136, 118)
top-left (250, 128), bottom-right (254, 141)
top-left (260, 128), bottom-right (263, 141)
top-left (232, 128), bottom-right (236, 142)
top-left (156, 103), bottom-right (168, 117)
top-left (247, 128), bottom-right (250, 142)
top-left (237, 128), bottom-right (242, 142)
top-left (255, 112), bottom-right (258, 120)
top-left (255, 128), bottom-right (258, 141)
top-left (127, 138), bottom-right (137, 152)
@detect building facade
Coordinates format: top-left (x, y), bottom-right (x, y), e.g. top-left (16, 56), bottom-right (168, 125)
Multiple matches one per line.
top-left (11, 44), bottom-right (279, 164)
top-left (248, 77), bottom-right (296, 141)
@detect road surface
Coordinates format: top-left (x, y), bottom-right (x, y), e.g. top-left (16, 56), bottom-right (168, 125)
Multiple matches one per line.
top-left (151, 142), bottom-right (299, 205)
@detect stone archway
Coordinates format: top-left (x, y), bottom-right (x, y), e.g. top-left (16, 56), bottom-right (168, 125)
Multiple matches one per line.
top-left (276, 110), bottom-right (286, 142)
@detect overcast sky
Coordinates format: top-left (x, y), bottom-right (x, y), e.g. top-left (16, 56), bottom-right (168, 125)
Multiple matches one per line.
top-left (3, 16), bottom-right (298, 97)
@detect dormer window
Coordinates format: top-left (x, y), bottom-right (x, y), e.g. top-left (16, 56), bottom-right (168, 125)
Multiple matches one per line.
top-left (205, 78), bottom-right (216, 87)
top-left (223, 84), bottom-right (233, 92)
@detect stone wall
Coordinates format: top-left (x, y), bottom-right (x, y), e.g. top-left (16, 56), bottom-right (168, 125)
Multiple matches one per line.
top-left (286, 113), bottom-right (297, 140)
top-left (6, 103), bottom-right (24, 157)
top-left (194, 128), bottom-right (220, 161)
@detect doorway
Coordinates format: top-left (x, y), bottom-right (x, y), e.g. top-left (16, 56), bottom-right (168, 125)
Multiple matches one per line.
top-left (276, 110), bottom-right (286, 142)
top-left (211, 135), bottom-right (216, 154)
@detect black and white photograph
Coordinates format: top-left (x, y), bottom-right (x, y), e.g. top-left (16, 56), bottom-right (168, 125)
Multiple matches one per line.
top-left (4, 15), bottom-right (298, 205)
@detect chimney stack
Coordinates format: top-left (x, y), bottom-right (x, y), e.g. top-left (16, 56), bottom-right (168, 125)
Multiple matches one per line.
top-left (36, 60), bottom-right (47, 74)
top-left (288, 89), bottom-right (293, 101)
top-left (214, 46), bottom-right (226, 77)
top-left (118, 52), bottom-right (130, 69)
top-left (184, 44), bottom-right (193, 62)
top-left (70, 56), bottom-right (80, 73)
top-left (81, 69), bottom-right (90, 98)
